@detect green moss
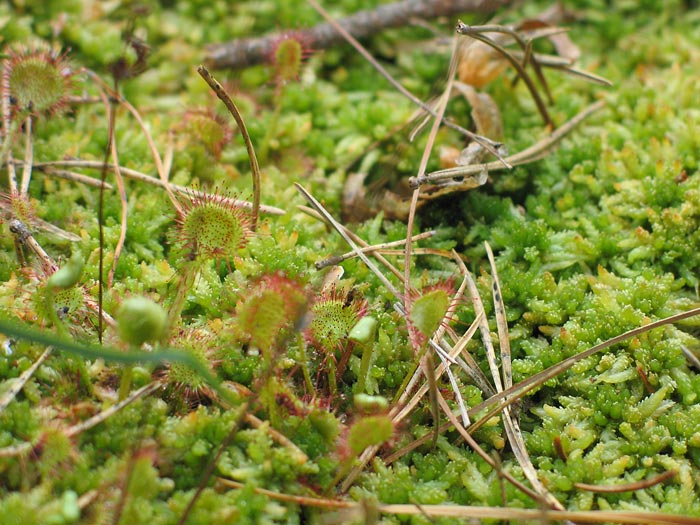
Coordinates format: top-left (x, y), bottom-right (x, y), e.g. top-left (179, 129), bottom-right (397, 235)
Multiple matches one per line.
top-left (3, 0), bottom-right (700, 522)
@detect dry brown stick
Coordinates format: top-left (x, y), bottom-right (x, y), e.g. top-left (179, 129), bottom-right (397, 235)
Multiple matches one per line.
top-left (206, 0), bottom-right (512, 70)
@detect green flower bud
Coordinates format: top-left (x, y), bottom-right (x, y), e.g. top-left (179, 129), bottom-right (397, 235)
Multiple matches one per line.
top-left (117, 297), bottom-right (168, 346)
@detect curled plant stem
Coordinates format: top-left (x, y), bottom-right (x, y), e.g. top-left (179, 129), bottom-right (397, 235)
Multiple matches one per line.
top-left (197, 65), bottom-right (261, 231)
top-left (456, 21), bottom-right (552, 127)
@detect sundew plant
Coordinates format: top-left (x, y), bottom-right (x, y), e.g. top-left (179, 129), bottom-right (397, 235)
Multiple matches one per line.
top-left (2, 1), bottom-right (700, 524)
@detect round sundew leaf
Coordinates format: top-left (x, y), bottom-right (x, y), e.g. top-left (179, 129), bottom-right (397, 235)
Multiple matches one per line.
top-left (409, 289), bottom-right (449, 342)
top-left (348, 414), bottom-right (393, 455)
top-left (48, 250), bottom-right (84, 290)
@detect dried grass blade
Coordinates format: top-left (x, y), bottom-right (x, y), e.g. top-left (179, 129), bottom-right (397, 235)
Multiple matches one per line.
top-left (19, 116), bottom-right (32, 196)
top-left (485, 242), bottom-right (511, 389)
top-left (306, 0), bottom-right (506, 160)
top-left (466, 255), bottom-right (565, 510)
top-left (469, 306), bottom-right (700, 432)
top-left (315, 231), bottom-right (435, 269)
top-left (295, 184), bottom-right (401, 299)
top-left (298, 204), bottom-right (408, 284)
top-left (436, 391), bottom-right (542, 502)
top-left (340, 310), bottom-right (483, 492)
top-left (411, 99), bottom-right (605, 187)
top-left (464, 266), bottom-right (503, 391)
top-left (392, 311), bottom-right (483, 425)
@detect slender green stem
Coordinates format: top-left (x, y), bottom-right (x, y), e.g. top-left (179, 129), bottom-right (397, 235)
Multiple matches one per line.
top-left (118, 363), bottom-right (133, 401)
top-left (356, 341), bottom-right (373, 394)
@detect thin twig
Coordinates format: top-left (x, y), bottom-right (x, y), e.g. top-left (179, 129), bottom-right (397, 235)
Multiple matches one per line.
top-left (573, 470), bottom-right (676, 494)
top-left (25, 160), bottom-right (284, 215)
top-left (315, 230), bottom-right (435, 269)
top-left (295, 184), bottom-right (401, 299)
top-left (410, 99), bottom-right (605, 187)
top-left (0, 381), bottom-right (162, 458)
top-left (0, 347), bottom-right (52, 415)
top-left (40, 167), bottom-right (113, 189)
top-left (217, 477), bottom-right (353, 508)
top-left (197, 65), bottom-right (261, 230)
top-left (65, 381), bottom-right (162, 437)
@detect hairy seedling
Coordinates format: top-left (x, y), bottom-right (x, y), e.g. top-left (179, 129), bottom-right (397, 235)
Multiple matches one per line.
top-left (2, 44), bottom-right (76, 119)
